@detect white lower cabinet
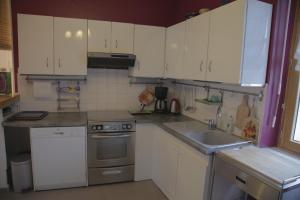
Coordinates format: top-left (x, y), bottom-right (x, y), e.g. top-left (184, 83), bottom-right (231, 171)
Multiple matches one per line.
top-left (30, 127), bottom-right (87, 191)
top-left (175, 141), bottom-right (209, 200)
top-left (152, 127), bottom-right (178, 200)
top-left (134, 124), bottom-right (155, 181)
top-left (135, 124), bottom-right (209, 200)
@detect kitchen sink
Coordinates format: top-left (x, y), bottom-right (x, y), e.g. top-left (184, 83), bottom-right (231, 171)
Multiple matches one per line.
top-left (185, 131), bottom-right (245, 146)
top-left (163, 121), bottom-right (250, 154)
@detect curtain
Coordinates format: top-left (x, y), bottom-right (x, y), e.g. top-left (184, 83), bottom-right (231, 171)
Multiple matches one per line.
top-left (0, 0), bottom-right (12, 50)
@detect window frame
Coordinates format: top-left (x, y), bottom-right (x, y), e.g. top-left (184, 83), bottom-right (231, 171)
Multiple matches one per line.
top-left (280, 1), bottom-right (300, 153)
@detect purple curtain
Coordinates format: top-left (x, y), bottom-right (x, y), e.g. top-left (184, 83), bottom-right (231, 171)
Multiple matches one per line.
top-left (260, 0), bottom-right (297, 147)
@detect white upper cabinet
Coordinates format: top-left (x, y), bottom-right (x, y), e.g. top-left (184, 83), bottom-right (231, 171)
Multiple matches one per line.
top-left (206, 0), bottom-right (246, 84)
top-left (88, 20), bottom-right (111, 53)
top-left (182, 12), bottom-right (210, 80)
top-left (18, 14), bottom-right (54, 75)
top-left (165, 21), bottom-right (186, 79)
top-left (130, 25), bottom-right (166, 78)
top-left (54, 17), bottom-right (87, 75)
top-left (18, 14), bottom-right (87, 75)
top-left (111, 22), bottom-right (134, 53)
top-left (206, 0), bottom-right (272, 85)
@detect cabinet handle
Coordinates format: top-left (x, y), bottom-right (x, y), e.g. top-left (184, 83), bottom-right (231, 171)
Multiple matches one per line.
top-left (46, 57), bottom-right (49, 68)
top-left (58, 58), bottom-right (61, 68)
top-left (105, 39), bottom-right (107, 48)
top-left (208, 61), bottom-right (212, 72)
top-left (54, 132), bottom-right (64, 135)
top-left (165, 63), bottom-right (168, 71)
top-left (115, 40), bottom-right (118, 48)
top-left (200, 61), bottom-right (203, 72)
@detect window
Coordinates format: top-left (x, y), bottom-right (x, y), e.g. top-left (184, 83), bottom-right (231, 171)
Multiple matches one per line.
top-left (280, 1), bottom-right (300, 153)
top-left (294, 93), bottom-right (300, 142)
top-left (0, 0), bottom-right (12, 50)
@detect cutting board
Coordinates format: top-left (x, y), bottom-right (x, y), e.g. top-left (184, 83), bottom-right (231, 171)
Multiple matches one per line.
top-left (235, 95), bottom-right (250, 129)
top-left (242, 104), bottom-right (259, 140)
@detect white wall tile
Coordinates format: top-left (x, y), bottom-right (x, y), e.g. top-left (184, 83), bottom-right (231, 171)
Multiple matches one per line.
top-left (18, 69), bottom-right (151, 112)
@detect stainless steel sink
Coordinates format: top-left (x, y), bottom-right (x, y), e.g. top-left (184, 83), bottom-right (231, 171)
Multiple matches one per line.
top-left (163, 121), bottom-right (250, 154)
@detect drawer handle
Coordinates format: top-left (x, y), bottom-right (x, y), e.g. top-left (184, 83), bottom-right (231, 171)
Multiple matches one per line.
top-left (102, 170), bottom-right (122, 176)
top-left (54, 132), bottom-right (64, 135)
top-left (236, 176), bottom-right (246, 184)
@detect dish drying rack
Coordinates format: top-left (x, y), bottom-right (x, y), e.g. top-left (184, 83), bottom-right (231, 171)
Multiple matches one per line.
top-left (57, 80), bottom-right (81, 111)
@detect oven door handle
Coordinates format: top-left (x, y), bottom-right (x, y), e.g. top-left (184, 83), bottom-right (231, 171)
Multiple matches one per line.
top-left (91, 134), bottom-right (131, 139)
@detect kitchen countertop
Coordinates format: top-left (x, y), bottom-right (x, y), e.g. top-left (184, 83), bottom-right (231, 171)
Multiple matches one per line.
top-left (218, 145), bottom-right (300, 189)
top-left (2, 112), bottom-right (87, 127)
top-left (0, 94), bottom-right (20, 109)
top-left (134, 113), bottom-right (250, 154)
top-left (133, 113), bottom-right (193, 124)
top-left (2, 111), bottom-right (249, 155)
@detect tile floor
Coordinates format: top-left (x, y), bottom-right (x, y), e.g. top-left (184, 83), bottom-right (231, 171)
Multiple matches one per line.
top-left (0, 180), bottom-right (168, 200)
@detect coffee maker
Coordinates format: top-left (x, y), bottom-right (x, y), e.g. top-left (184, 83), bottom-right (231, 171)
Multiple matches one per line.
top-left (154, 86), bottom-right (168, 113)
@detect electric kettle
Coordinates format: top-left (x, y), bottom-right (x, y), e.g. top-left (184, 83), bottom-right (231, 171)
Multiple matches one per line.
top-left (170, 98), bottom-right (180, 114)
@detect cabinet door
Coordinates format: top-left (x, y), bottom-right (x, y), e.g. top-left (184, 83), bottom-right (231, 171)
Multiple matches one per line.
top-left (206, 0), bottom-right (246, 84)
top-left (152, 127), bottom-right (178, 200)
top-left (30, 127), bottom-right (87, 191)
top-left (131, 25), bottom-right (165, 78)
top-left (183, 13), bottom-right (210, 81)
top-left (111, 22), bottom-right (134, 53)
top-left (18, 14), bottom-right (54, 75)
top-left (54, 17), bottom-right (87, 75)
top-left (88, 20), bottom-right (111, 53)
top-left (175, 142), bottom-right (209, 200)
top-left (165, 21), bottom-right (185, 79)
top-left (134, 124), bottom-right (154, 181)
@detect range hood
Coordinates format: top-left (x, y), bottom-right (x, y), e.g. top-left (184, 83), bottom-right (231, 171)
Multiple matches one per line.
top-left (87, 52), bottom-right (136, 69)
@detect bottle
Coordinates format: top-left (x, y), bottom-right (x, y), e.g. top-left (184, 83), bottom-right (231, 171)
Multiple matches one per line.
top-left (226, 115), bottom-right (234, 134)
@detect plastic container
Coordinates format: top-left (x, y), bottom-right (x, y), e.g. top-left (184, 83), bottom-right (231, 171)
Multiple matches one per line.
top-left (10, 154), bottom-right (33, 192)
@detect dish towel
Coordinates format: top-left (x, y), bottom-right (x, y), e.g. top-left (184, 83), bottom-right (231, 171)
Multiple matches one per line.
top-left (33, 81), bottom-right (52, 99)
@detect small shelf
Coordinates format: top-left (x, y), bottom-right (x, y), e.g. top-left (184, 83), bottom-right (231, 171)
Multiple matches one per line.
top-left (195, 98), bottom-right (222, 105)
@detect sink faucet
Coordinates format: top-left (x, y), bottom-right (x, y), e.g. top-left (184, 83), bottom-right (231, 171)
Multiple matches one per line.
top-left (216, 91), bottom-right (224, 127)
top-left (206, 91), bottom-right (223, 130)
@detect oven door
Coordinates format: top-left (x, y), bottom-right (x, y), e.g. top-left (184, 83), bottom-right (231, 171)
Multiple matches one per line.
top-left (88, 132), bottom-right (135, 168)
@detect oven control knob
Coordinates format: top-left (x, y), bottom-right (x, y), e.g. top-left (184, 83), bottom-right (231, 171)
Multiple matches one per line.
top-left (126, 124), bottom-right (132, 129)
top-left (96, 125), bottom-right (103, 130)
top-left (91, 126), bottom-right (97, 130)
top-left (122, 124), bottom-right (127, 130)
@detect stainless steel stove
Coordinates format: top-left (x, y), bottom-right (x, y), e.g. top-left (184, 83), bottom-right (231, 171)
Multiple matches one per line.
top-left (87, 111), bottom-right (136, 185)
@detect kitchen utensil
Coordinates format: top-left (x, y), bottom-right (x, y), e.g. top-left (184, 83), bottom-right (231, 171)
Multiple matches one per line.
top-left (185, 11), bottom-right (199, 19)
top-left (8, 111), bottom-right (48, 121)
top-left (242, 97), bottom-right (259, 140)
top-left (138, 87), bottom-right (155, 112)
top-left (199, 8), bottom-right (210, 14)
top-left (235, 95), bottom-right (250, 129)
top-left (170, 98), bottom-right (181, 114)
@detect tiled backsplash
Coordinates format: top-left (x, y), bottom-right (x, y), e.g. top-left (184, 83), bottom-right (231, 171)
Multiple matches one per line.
top-left (19, 69), bottom-right (149, 112)
top-left (19, 70), bottom-right (266, 142)
top-left (168, 82), bottom-right (266, 142)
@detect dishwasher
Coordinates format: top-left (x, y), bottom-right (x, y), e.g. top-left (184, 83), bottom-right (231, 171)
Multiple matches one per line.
top-left (210, 146), bottom-right (300, 200)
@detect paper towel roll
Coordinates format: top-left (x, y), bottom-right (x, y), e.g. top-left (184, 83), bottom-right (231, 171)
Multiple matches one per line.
top-left (33, 81), bottom-right (52, 99)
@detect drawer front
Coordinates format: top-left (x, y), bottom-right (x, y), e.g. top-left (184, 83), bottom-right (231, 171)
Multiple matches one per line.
top-left (214, 157), bottom-right (280, 200)
top-left (88, 165), bottom-right (134, 185)
top-left (30, 127), bottom-right (86, 138)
